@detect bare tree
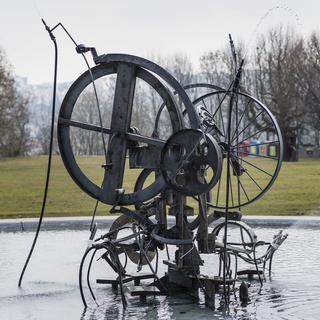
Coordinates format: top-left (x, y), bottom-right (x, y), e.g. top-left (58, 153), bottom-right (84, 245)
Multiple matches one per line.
top-left (199, 41), bottom-right (248, 90)
top-left (295, 32), bottom-right (320, 148)
top-left (0, 48), bottom-right (30, 157)
top-left (70, 82), bottom-right (115, 156)
top-left (253, 26), bottom-right (306, 161)
top-left (131, 52), bottom-right (197, 138)
top-left (166, 53), bottom-right (195, 86)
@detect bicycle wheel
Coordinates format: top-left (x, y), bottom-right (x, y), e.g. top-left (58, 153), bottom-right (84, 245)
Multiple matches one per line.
top-left (193, 90), bottom-right (283, 209)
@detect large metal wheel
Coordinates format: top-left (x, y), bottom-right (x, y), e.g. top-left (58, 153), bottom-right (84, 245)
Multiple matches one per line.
top-left (193, 90), bottom-right (283, 209)
top-left (58, 55), bottom-right (199, 206)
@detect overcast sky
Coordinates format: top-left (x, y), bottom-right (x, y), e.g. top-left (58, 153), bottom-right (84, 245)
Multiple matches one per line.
top-left (0, 0), bottom-right (318, 84)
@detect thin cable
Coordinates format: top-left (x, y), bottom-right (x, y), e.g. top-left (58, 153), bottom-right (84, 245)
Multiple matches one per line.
top-left (89, 200), bottom-right (99, 232)
top-left (86, 249), bottom-right (98, 305)
top-left (51, 22), bottom-right (108, 231)
top-left (80, 53), bottom-right (108, 161)
top-left (18, 21), bottom-right (57, 287)
top-left (79, 246), bottom-right (96, 308)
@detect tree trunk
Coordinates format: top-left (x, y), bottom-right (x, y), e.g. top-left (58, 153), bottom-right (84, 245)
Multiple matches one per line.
top-left (282, 129), bottom-right (299, 161)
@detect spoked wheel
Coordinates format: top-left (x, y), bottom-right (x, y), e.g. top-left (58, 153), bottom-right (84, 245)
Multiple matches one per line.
top-left (57, 55), bottom-right (199, 206)
top-left (192, 90), bottom-right (283, 209)
top-left (109, 214), bottom-right (156, 265)
top-left (211, 221), bottom-right (257, 277)
top-left (212, 221), bottom-right (257, 253)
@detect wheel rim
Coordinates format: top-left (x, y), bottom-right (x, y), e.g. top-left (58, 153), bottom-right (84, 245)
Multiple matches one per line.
top-left (58, 61), bottom-right (189, 205)
top-left (192, 90), bottom-right (283, 209)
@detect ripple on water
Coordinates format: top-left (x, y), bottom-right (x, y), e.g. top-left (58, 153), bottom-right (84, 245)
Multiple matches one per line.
top-left (1, 227), bottom-right (320, 320)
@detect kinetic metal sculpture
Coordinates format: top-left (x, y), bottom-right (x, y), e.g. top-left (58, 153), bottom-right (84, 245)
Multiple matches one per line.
top-left (20, 22), bottom-right (287, 311)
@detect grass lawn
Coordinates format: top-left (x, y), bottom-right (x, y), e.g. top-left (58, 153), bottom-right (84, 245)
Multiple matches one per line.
top-left (0, 156), bottom-right (319, 219)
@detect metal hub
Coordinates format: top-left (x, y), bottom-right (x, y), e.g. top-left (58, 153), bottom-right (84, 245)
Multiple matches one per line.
top-left (160, 129), bottom-right (223, 196)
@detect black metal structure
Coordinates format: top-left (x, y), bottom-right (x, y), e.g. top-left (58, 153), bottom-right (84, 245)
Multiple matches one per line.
top-left (21, 22), bottom-right (288, 311)
top-left (56, 46), bottom-right (287, 309)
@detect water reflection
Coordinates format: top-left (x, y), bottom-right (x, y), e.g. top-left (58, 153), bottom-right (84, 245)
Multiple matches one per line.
top-left (79, 296), bottom-right (231, 320)
top-left (1, 227), bottom-right (320, 320)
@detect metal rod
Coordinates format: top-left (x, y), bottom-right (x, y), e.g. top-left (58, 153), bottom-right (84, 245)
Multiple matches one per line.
top-left (222, 59), bottom-right (244, 304)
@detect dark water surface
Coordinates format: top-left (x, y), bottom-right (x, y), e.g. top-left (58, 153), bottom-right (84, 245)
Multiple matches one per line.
top-left (0, 224), bottom-right (319, 320)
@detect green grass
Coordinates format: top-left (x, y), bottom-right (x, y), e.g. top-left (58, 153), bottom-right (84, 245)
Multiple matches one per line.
top-left (244, 158), bottom-right (320, 216)
top-left (0, 156), bottom-right (319, 219)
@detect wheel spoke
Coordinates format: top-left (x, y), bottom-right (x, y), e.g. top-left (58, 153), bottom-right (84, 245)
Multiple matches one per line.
top-left (217, 94), bottom-right (226, 137)
top-left (126, 132), bottom-right (165, 148)
top-left (234, 154), bottom-right (263, 191)
top-left (243, 168), bottom-right (263, 191)
top-left (232, 156), bottom-right (264, 191)
top-left (201, 98), bottom-right (209, 111)
top-left (232, 125), bottom-right (273, 147)
top-left (232, 154), bottom-right (273, 177)
top-left (211, 90), bottom-right (229, 119)
top-left (231, 110), bottom-right (264, 144)
top-left (228, 167), bottom-right (235, 207)
top-left (236, 174), bottom-right (250, 202)
top-left (231, 98), bottom-right (253, 141)
top-left (236, 152), bottom-right (278, 160)
top-left (58, 117), bottom-right (165, 148)
top-left (238, 179), bottom-right (250, 202)
top-left (59, 117), bottom-right (113, 134)
top-left (234, 141), bottom-right (279, 150)
top-left (230, 156), bottom-right (262, 196)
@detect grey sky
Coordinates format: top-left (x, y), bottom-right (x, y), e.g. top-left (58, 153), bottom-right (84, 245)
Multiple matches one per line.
top-left (0, 0), bottom-right (318, 84)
